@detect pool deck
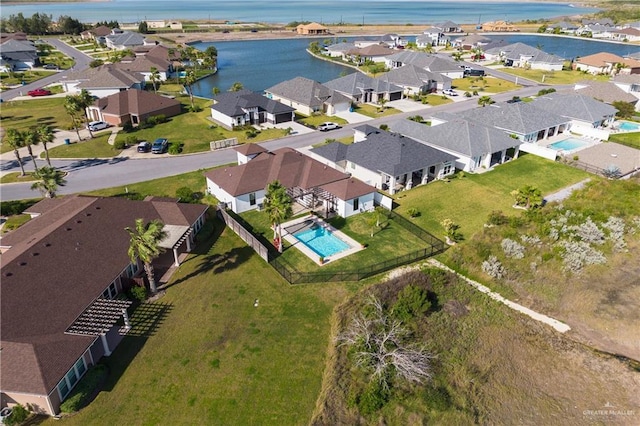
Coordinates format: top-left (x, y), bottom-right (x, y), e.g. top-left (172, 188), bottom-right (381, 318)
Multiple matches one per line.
top-left (540, 133), bottom-right (600, 155)
top-left (571, 142), bottom-right (640, 177)
top-left (282, 215), bottom-right (364, 266)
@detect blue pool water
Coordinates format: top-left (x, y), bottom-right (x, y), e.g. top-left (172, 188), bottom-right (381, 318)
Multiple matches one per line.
top-left (549, 138), bottom-right (589, 151)
top-left (619, 122), bottom-right (640, 132)
top-left (294, 226), bottom-right (350, 258)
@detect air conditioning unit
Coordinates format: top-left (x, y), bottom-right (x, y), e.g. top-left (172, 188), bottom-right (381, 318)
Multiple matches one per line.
top-left (256, 203), bottom-right (263, 211)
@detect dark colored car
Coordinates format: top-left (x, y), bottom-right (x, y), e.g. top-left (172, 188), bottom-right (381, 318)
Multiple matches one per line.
top-left (42, 64), bottom-right (58, 70)
top-left (27, 88), bottom-right (52, 97)
top-left (151, 138), bottom-right (168, 154)
top-left (137, 141), bottom-right (151, 153)
top-left (464, 69), bottom-right (485, 77)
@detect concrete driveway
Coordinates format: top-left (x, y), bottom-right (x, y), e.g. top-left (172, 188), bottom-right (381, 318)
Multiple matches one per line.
top-left (333, 109), bottom-right (370, 123)
top-left (386, 98), bottom-right (427, 112)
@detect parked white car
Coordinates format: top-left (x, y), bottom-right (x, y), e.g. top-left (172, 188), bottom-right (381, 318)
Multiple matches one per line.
top-left (87, 121), bottom-right (109, 131)
top-left (443, 89), bottom-right (458, 96)
top-left (317, 122), bottom-right (340, 131)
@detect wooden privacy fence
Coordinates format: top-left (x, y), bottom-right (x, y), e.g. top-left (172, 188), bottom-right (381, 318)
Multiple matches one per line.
top-left (210, 138), bottom-right (238, 151)
top-left (217, 208), bottom-right (271, 262)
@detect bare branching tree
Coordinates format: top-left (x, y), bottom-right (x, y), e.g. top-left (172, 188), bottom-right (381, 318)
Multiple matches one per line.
top-left (337, 295), bottom-right (434, 389)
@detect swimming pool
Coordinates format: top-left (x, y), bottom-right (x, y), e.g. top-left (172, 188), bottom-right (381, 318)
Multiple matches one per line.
top-left (618, 121), bottom-right (640, 132)
top-left (293, 226), bottom-right (351, 258)
top-left (549, 138), bottom-right (589, 151)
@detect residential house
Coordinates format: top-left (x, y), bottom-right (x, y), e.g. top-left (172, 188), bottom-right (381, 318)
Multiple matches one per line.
top-left (145, 20), bottom-right (167, 29)
top-left (80, 25), bottom-right (112, 41)
top-left (105, 31), bottom-right (146, 50)
top-left (549, 21), bottom-right (579, 34)
top-left (380, 65), bottom-right (452, 95)
top-left (324, 72), bottom-right (403, 104)
top-left (532, 92), bottom-right (617, 132)
top-left (573, 81), bottom-right (639, 111)
top-left (454, 34), bottom-right (492, 50)
top-left (310, 126), bottom-right (458, 193)
top-left (377, 34), bottom-right (408, 49)
top-left (210, 89), bottom-right (295, 129)
top-left (573, 52), bottom-right (640, 75)
top-left (610, 27), bottom-right (640, 42)
top-left (434, 21), bottom-right (463, 33)
top-left (390, 116), bottom-right (522, 172)
top-left (346, 44), bottom-right (396, 64)
top-left (418, 27), bottom-right (450, 47)
top-left (457, 101), bottom-right (570, 142)
top-left (61, 64), bottom-right (145, 98)
top-left (385, 51), bottom-right (464, 79)
top-left (264, 76), bottom-right (351, 116)
top-left (484, 42), bottom-right (564, 71)
top-left (324, 41), bottom-right (357, 58)
top-left (296, 22), bottom-right (329, 35)
top-left (612, 74), bottom-right (640, 109)
top-left (576, 23), bottom-right (615, 38)
top-left (482, 21), bottom-right (519, 32)
top-left (0, 32), bottom-right (28, 43)
top-left (86, 88), bottom-right (181, 126)
top-left (581, 18), bottom-right (615, 27)
top-left (205, 147), bottom-right (379, 217)
top-left (115, 54), bottom-right (173, 81)
top-left (626, 51), bottom-right (640, 61)
top-left (0, 39), bottom-right (38, 70)
top-left (0, 195), bottom-right (208, 416)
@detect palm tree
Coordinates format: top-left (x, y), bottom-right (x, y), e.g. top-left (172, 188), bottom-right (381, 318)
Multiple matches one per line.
top-left (149, 67), bottom-right (161, 92)
top-left (36, 124), bottom-right (54, 167)
top-left (30, 166), bottom-right (66, 198)
top-left (64, 95), bottom-right (83, 142)
top-left (183, 69), bottom-right (197, 110)
top-left (452, 51), bottom-right (463, 62)
top-left (125, 218), bottom-right (168, 294)
top-left (23, 128), bottom-right (40, 172)
top-left (478, 95), bottom-right (494, 107)
top-left (263, 180), bottom-right (293, 253)
top-left (212, 86), bottom-right (220, 97)
top-left (77, 89), bottom-right (96, 138)
top-left (229, 81), bottom-right (244, 92)
top-left (4, 129), bottom-right (26, 176)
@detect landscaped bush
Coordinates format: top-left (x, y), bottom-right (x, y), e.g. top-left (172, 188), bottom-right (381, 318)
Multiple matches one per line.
top-left (482, 255), bottom-right (505, 279)
top-left (122, 121), bottom-right (134, 132)
top-left (391, 284), bottom-right (431, 323)
top-left (59, 364), bottom-right (108, 413)
top-left (113, 139), bottom-right (126, 150)
top-left (0, 199), bottom-right (38, 216)
top-left (128, 284), bottom-right (147, 302)
top-left (501, 238), bottom-right (525, 259)
top-left (407, 207), bottom-right (420, 218)
top-left (3, 404), bottom-right (30, 426)
top-left (487, 210), bottom-right (509, 226)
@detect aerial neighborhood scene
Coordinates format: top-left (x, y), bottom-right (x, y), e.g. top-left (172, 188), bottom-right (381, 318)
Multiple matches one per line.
top-left (2, 0), bottom-right (640, 424)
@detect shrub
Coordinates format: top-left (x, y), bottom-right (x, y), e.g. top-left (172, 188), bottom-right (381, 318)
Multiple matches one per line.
top-left (482, 255), bottom-right (505, 279)
top-left (501, 238), bottom-right (525, 259)
top-left (602, 164), bottom-right (621, 179)
top-left (245, 129), bottom-right (258, 138)
top-left (3, 404), bottom-right (29, 426)
top-left (124, 135), bottom-right (138, 146)
top-left (472, 90), bottom-right (479, 96)
top-left (441, 218), bottom-right (462, 242)
top-left (407, 207), bottom-right (420, 218)
top-left (572, 217), bottom-right (605, 245)
top-left (59, 364), bottom-right (108, 413)
top-left (464, 91), bottom-right (472, 97)
top-left (602, 216), bottom-right (626, 252)
top-left (537, 88), bottom-right (556, 96)
top-left (113, 139), bottom-right (126, 150)
top-left (557, 240), bottom-right (606, 272)
top-left (379, 124), bottom-right (389, 130)
top-left (0, 199), bottom-right (38, 216)
top-left (89, 59), bottom-right (104, 68)
top-left (391, 285), bottom-right (431, 322)
top-left (176, 186), bottom-right (196, 203)
top-left (122, 121), bottom-right (134, 132)
top-left (168, 143), bottom-right (182, 155)
top-left (357, 379), bottom-right (390, 415)
top-left (487, 210), bottom-right (508, 226)
top-left (128, 285), bottom-right (147, 302)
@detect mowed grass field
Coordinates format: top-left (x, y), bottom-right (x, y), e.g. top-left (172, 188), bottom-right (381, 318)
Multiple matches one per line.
top-left (394, 154), bottom-right (590, 239)
top-left (54, 223), bottom-right (348, 425)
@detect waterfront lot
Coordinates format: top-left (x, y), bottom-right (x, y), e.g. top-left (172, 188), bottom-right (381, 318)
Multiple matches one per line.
top-left (498, 68), bottom-right (610, 84)
top-left (452, 76), bottom-right (521, 94)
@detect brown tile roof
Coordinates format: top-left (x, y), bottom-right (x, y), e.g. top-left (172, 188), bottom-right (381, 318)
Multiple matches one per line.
top-left (320, 178), bottom-right (376, 200)
top-left (573, 81), bottom-right (638, 104)
top-left (144, 45), bottom-right (182, 61)
top-left (71, 64), bottom-right (145, 90)
top-left (93, 89), bottom-right (180, 117)
top-left (115, 55), bottom-right (170, 73)
top-left (205, 148), bottom-right (350, 196)
top-left (348, 44), bottom-right (396, 57)
top-left (576, 52), bottom-right (625, 67)
top-left (0, 196), bottom-right (208, 395)
top-left (234, 143), bottom-right (268, 156)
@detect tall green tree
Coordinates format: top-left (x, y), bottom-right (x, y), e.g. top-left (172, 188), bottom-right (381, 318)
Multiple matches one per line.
top-left (30, 166), bottom-right (66, 198)
top-left (4, 129), bottom-right (26, 176)
top-left (263, 180), bottom-right (293, 253)
top-left (149, 67), bottom-right (161, 93)
top-left (23, 128), bottom-right (40, 172)
top-left (478, 95), bottom-right (494, 107)
top-left (183, 70), bottom-right (197, 110)
top-left (36, 124), bottom-right (54, 167)
top-left (229, 81), bottom-right (244, 92)
top-left (64, 95), bottom-right (83, 142)
top-left (125, 219), bottom-right (168, 294)
top-left (77, 89), bottom-right (96, 138)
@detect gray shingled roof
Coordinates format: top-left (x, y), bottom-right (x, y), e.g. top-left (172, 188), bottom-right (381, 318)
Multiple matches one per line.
top-left (613, 73), bottom-right (640, 83)
top-left (325, 42), bottom-right (357, 54)
top-left (312, 130), bottom-right (456, 176)
top-left (265, 77), bottom-right (349, 109)
top-left (532, 93), bottom-right (617, 122)
top-left (385, 51), bottom-right (460, 73)
top-left (459, 102), bottom-right (569, 135)
top-left (310, 141), bottom-right (349, 163)
top-left (390, 118), bottom-right (521, 158)
top-left (71, 64), bottom-right (144, 89)
top-left (105, 31), bottom-right (145, 47)
top-left (324, 72), bottom-right (402, 96)
top-left (573, 82), bottom-right (638, 105)
top-left (381, 64), bottom-right (451, 87)
top-left (485, 42), bottom-right (564, 63)
top-left (211, 89), bottom-right (294, 117)
top-left (0, 39), bottom-right (36, 53)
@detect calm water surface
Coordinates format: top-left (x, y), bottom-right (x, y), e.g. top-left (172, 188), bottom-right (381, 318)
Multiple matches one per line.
top-left (4, 0), bottom-right (596, 24)
top-left (190, 35), bottom-right (640, 98)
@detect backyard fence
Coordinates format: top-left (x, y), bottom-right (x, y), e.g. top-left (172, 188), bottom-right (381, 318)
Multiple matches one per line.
top-left (217, 208), bottom-right (271, 262)
top-left (216, 207), bottom-right (447, 284)
top-left (210, 138), bottom-right (238, 151)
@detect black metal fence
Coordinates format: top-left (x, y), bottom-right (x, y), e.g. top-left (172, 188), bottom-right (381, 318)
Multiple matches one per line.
top-left (269, 211), bottom-right (447, 284)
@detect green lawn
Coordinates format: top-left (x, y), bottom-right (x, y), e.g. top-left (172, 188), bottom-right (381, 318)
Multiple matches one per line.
top-left (422, 94), bottom-right (453, 106)
top-left (498, 68), bottom-right (610, 85)
top-left (46, 134), bottom-right (121, 158)
top-left (1, 214), bottom-right (31, 233)
top-left (609, 131), bottom-right (640, 149)
top-left (452, 76), bottom-right (521, 94)
top-left (240, 210), bottom-right (431, 273)
top-left (394, 154), bottom-right (590, 240)
top-left (55, 223), bottom-right (347, 425)
top-left (353, 103), bottom-right (401, 118)
top-left (0, 172), bottom-right (38, 184)
top-left (297, 114), bottom-right (348, 128)
top-left (0, 70), bottom-right (58, 86)
top-left (115, 96), bottom-right (294, 154)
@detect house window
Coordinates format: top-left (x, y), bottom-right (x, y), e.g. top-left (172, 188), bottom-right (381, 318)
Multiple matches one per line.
top-left (442, 162), bottom-right (453, 176)
top-left (353, 198), bottom-right (359, 211)
top-left (57, 378), bottom-right (70, 399)
top-left (74, 357), bottom-right (87, 377)
top-left (249, 192), bottom-right (256, 206)
top-left (57, 355), bottom-right (88, 401)
top-left (102, 281), bottom-right (118, 299)
top-left (350, 162), bottom-right (356, 170)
